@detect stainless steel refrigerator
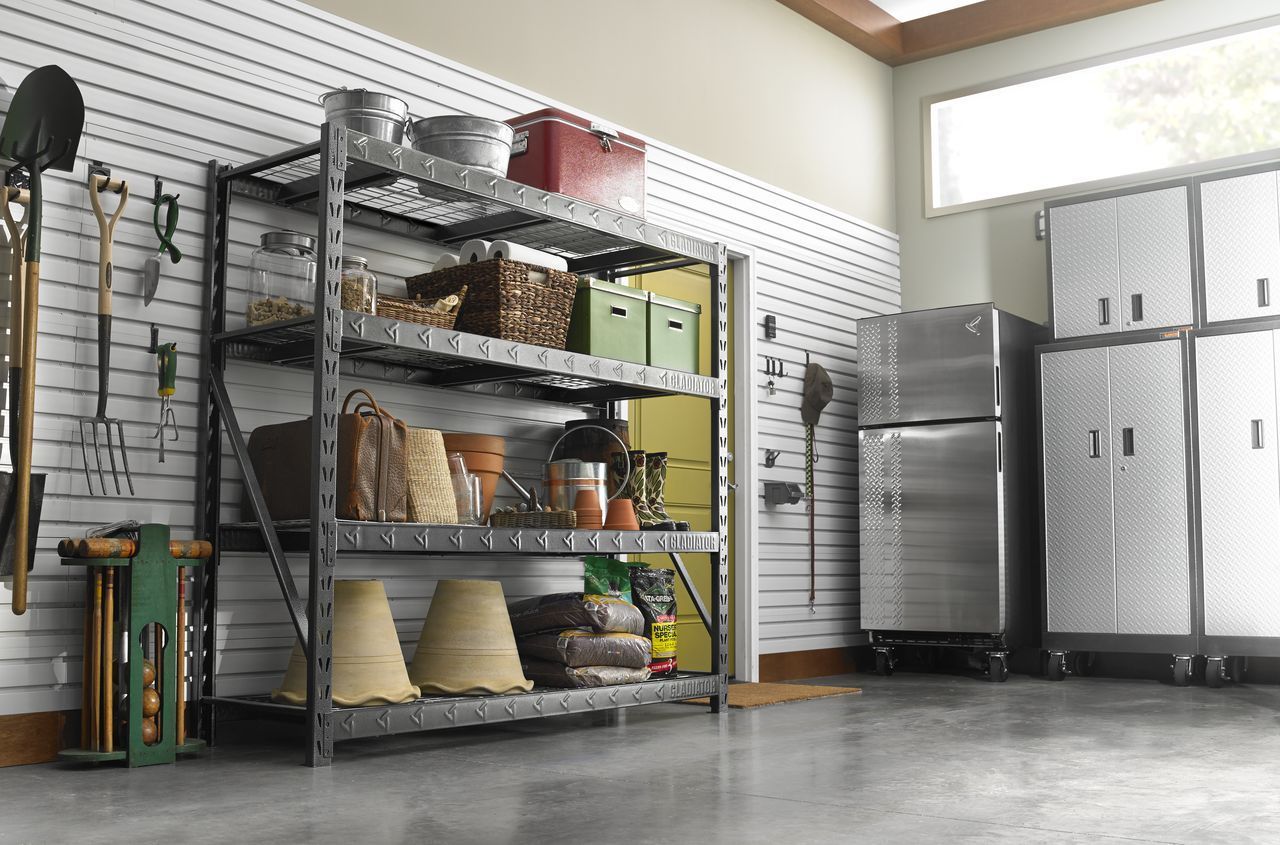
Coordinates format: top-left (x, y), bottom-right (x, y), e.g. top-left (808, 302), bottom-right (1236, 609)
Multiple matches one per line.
top-left (857, 304), bottom-right (1049, 681)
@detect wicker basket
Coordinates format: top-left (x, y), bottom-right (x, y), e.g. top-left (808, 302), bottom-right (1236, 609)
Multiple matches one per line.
top-left (489, 509), bottom-right (578, 529)
top-left (406, 428), bottom-right (459, 524)
top-left (377, 286), bottom-right (467, 330)
top-left (405, 259), bottom-right (577, 349)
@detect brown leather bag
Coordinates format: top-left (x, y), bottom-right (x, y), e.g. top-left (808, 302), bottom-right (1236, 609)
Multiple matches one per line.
top-left (244, 388), bottom-right (408, 522)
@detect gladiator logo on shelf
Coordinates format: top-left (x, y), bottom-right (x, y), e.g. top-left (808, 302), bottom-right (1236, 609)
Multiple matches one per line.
top-left (664, 371), bottom-right (713, 396)
top-left (663, 232), bottom-right (717, 262)
top-left (667, 678), bottom-right (718, 698)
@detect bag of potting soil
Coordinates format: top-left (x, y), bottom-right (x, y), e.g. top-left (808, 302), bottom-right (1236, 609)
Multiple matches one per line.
top-left (584, 555), bottom-right (632, 602)
top-left (517, 629), bottom-right (651, 669)
top-left (629, 565), bottom-right (677, 674)
top-left (521, 658), bottom-right (651, 689)
top-left (507, 592), bottom-right (644, 636)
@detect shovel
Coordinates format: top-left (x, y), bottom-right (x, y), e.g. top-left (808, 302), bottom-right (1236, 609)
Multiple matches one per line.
top-left (0, 65), bottom-right (85, 615)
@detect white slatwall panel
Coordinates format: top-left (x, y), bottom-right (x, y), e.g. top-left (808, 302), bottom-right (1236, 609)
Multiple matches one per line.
top-left (0, 0), bottom-right (897, 714)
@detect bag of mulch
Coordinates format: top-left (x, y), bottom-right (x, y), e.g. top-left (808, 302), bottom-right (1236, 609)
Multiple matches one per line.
top-left (630, 566), bottom-right (677, 674)
top-left (521, 659), bottom-right (651, 689)
top-left (507, 592), bottom-right (644, 636)
top-left (584, 556), bottom-right (632, 602)
top-left (518, 629), bottom-right (651, 669)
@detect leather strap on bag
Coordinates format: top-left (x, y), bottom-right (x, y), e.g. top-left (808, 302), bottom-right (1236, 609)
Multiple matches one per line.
top-left (342, 387), bottom-right (386, 416)
top-left (341, 388), bottom-right (398, 521)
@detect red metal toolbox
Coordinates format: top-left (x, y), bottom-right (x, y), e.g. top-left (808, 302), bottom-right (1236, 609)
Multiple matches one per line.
top-left (506, 108), bottom-right (647, 217)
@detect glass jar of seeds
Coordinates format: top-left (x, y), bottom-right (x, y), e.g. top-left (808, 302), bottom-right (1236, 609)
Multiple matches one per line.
top-left (246, 230), bottom-right (317, 326)
top-left (340, 255), bottom-right (377, 315)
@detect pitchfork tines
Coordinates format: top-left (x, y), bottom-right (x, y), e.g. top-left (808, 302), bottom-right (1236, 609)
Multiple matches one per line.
top-left (80, 413), bottom-right (134, 497)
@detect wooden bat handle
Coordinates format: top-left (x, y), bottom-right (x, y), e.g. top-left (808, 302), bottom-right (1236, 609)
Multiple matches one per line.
top-left (60, 538), bottom-right (213, 559)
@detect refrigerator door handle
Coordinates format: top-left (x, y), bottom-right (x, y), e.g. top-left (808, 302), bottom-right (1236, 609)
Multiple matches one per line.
top-left (1252, 419), bottom-right (1265, 450)
top-left (1088, 429), bottom-right (1101, 458)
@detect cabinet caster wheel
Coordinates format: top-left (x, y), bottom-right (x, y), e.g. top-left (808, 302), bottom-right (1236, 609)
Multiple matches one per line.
top-left (874, 649), bottom-right (894, 677)
top-left (1172, 655), bottom-right (1192, 687)
top-left (1205, 656), bottom-right (1227, 689)
top-left (1046, 651), bottom-right (1067, 681)
top-left (1071, 651), bottom-right (1096, 677)
top-left (1229, 656), bottom-right (1249, 683)
top-left (988, 653), bottom-right (1009, 683)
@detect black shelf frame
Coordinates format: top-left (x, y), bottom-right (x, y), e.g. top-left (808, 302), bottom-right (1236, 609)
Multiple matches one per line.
top-left (195, 124), bottom-right (730, 766)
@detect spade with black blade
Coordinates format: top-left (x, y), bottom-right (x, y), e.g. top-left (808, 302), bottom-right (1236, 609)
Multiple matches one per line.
top-left (0, 66), bottom-right (85, 615)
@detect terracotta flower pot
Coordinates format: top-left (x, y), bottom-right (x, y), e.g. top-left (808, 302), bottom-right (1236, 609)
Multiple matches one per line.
top-left (574, 489), bottom-right (603, 530)
top-left (603, 498), bottom-right (639, 531)
top-left (443, 433), bottom-right (506, 521)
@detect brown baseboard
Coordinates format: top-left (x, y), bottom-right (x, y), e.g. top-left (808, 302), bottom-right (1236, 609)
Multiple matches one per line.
top-left (0, 710), bottom-right (78, 768)
top-left (759, 647), bottom-right (858, 682)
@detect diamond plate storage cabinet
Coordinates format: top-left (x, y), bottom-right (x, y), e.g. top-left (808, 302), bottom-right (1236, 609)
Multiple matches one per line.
top-left (1038, 331), bottom-right (1198, 684)
top-left (857, 304), bottom-right (1049, 681)
top-left (198, 124), bottom-right (730, 766)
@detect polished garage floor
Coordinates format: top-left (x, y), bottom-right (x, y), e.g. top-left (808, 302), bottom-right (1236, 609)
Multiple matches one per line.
top-left (4, 672), bottom-right (1280, 844)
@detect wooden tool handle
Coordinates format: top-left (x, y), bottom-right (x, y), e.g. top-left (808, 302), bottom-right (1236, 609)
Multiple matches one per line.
top-left (1, 190), bottom-right (27, 357)
top-left (89, 175), bottom-right (128, 316)
top-left (60, 537), bottom-right (214, 560)
top-left (103, 567), bottom-right (114, 753)
top-left (11, 259), bottom-right (41, 615)
top-left (176, 568), bottom-right (186, 746)
top-left (90, 570), bottom-right (102, 751)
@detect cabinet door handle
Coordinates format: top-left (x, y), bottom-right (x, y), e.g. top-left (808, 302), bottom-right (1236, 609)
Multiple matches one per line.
top-left (1131, 293), bottom-right (1144, 322)
top-left (1088, 429), bottom-right (1101, 458)
top-left (1098, 297), bottom-right (1111, 326)
top-left (1259, 278), bottom-right (1271, 308)
top-left (1252, 419), bottom-right (1265, 450)
top-left (1122, 427), bottom-right (1135, 457)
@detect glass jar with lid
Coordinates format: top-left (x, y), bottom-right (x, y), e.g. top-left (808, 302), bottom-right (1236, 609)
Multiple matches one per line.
top-left (246, 230), bottom-right (317, 326)
top-left (340, 255), bottom-right (377, 315)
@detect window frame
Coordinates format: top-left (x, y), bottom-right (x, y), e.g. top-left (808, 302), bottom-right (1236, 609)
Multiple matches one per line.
top-left (923, 15), bottom-right (1280, 218)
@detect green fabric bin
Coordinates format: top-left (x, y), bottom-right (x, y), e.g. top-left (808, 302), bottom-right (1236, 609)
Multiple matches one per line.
top-left (647, 292), bottom-right (701, 373)
top-left (566, 278), bottom-right (649, 364)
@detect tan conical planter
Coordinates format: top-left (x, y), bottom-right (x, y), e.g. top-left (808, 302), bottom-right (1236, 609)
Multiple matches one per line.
top-left (409, 579), bottom-right (533, 695)
top-left (273, 580), bottom-right (420, 706)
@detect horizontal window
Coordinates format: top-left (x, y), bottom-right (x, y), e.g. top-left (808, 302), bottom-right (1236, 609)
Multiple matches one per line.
top-left (927, 21), bottom-right (1280, 214)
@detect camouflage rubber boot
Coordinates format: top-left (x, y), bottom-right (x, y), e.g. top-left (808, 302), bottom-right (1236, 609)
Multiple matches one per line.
top-left (646, 452), bottom-right (690, 531)
top-left (622, 450), bottom-right (674, 530)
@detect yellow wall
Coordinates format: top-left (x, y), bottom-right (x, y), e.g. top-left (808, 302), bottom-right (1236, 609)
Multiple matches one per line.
top-left (300, 0), bottom-right (896, 230)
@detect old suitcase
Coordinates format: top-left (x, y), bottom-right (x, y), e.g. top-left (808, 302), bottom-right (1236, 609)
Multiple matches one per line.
top-left (506, 108), bottom-right (647, 217)
top-left (244, 388), bottom-right (408, 522)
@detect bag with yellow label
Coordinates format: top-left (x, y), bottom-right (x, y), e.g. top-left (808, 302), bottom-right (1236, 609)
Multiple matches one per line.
top-left (630, 566), bottom-right (676, 675)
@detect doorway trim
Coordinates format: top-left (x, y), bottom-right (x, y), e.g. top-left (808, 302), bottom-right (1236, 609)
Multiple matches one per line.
top-left (728, 246), bottom-right (760, 682)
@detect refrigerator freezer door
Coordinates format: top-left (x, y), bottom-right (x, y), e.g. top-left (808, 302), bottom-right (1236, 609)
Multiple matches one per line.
top-left (859, 420), bottom-right (1003, 634)
top-left (1196, 330), bottom-right (1280, 637)
top-left (1041, 345), bottom-right (1117, 634)
top-left (858, 305), bottom-right (998, 427)
top-left (1109, 340), bottom-right (1192, 636)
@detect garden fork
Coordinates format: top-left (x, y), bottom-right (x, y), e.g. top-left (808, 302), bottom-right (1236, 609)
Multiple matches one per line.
top-left (80, 173), bottom-right (133, 495)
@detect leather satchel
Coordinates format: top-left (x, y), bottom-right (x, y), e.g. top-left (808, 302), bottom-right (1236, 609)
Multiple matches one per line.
top-left (244, 388), bottom-right (408, 522)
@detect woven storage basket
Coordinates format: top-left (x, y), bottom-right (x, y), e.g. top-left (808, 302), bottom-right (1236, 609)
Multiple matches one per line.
top-left (405, 259), bottom-right (577, 349)
top-left (489, 510), bottom-right (577, 529)
top-left (406, 428), bottom-right (459, 524)
top-left (378, 286), bottom-right (467, 330)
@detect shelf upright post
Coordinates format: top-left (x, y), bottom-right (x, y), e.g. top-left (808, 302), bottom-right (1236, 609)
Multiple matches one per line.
top-left (195, 160), bottom-right (232, 744)
top-left (305, 122), bottom-right (347, 767)
top-left (710, 244), bottom-right (729, 713)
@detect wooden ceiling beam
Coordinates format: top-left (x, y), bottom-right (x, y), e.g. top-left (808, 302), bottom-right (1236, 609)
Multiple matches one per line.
top-left (774, 0), bottom-right (903, 64)
top-left (775, 0), bottom-right (1162, 66)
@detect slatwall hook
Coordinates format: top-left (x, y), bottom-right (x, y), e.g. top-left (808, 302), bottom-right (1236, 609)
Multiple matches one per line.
top-left (147, 324), bottom-right (158, 354)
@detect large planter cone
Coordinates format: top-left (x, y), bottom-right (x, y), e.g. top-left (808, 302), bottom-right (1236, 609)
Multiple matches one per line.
top-left (273, 580), bottom-right (419, 706)
top-left (409, 579), bottom-right (533, 695)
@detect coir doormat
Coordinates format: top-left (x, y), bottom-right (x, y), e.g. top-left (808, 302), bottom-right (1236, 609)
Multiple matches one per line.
top-left (678, 681), bottom-right (861, 709)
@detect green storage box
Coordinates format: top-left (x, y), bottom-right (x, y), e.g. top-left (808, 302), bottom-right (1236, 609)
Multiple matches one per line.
top-left (566, 278), bottom-right (649, 364)
top-left (647, 292), bottom-right (701, 373)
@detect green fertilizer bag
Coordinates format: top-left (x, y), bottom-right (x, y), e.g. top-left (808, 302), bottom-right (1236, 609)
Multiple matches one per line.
top-left (584, 556), bottom-right (632, 603)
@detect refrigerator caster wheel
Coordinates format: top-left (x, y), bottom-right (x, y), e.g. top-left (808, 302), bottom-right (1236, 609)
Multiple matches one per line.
top-left (1172, 655), bottom-right (1192, 687)
top-left (1046, 651), bottom-right (1067, 682)
top-left (874, 649), bottom-right (894, 677)
top-left (1205, 656), bottom-right (1227, 689)
top-left (988, 653), bottom-right (1008, 683)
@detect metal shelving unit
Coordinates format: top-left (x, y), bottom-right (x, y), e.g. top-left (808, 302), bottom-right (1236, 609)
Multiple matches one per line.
top-left (195, 123), bottom-right (729, 766)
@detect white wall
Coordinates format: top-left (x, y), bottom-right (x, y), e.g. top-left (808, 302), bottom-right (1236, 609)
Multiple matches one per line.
top-left (893, 0), bottom-right (1280, 323)
top-left (0, 0), bottom-right (897, 716)
top-left (300, 0), bottom-right (897, 232)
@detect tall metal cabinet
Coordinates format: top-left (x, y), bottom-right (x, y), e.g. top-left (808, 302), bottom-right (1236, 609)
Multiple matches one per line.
top-left (1039, 333), bottom-right (1197, 683)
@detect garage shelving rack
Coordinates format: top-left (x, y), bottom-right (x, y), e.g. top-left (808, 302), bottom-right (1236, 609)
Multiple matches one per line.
top-left (195, 124), bottom-right (730, 766)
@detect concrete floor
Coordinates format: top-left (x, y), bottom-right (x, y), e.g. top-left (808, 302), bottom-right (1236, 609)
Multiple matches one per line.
top-left (4, 671), bottom-right (1280, 844)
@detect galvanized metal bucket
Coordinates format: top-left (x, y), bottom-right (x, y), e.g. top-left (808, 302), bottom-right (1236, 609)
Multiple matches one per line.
top-left (320, 89), bottom-right (410, 145)
top-left (409, 116), bottom-right (515, 176)
top-left (544, 424), bottom-right (629, 514)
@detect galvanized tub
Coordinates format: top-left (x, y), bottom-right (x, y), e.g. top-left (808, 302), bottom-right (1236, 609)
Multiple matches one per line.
top-left (320, 89), bottom-right (409, 145)
top-left (410, 116), bottom-right (515, 176)
top-left (546, 459), bottom-right (610, 515)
